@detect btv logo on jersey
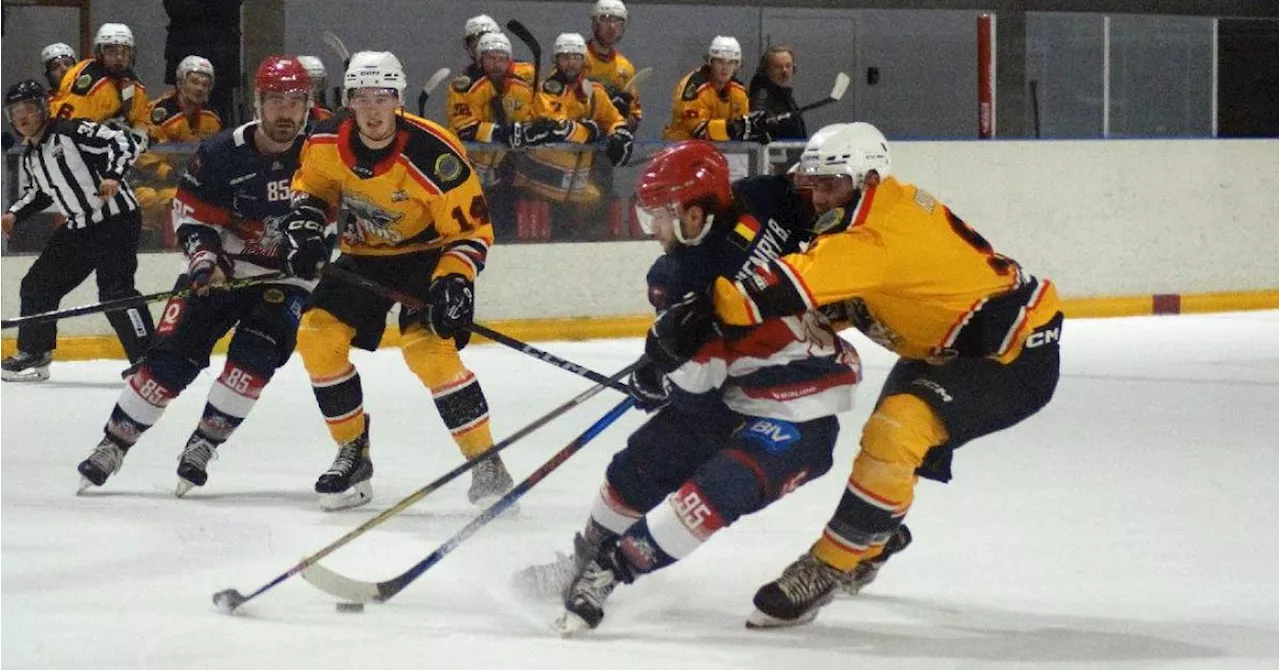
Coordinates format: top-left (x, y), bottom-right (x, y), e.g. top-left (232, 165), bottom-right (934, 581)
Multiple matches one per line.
top-left (742, 418), bottom-right (800, 453)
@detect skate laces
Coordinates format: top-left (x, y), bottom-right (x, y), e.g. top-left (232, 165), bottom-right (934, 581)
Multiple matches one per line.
top-left (326, 443), bottom-right (364, 476)
top-left (777, 553), bottom-right (841, 603)
top-left (87, 440), bottom-right (125, 475)
top-left (569, 559), bottom-right (619, 609)
top-left (180, 438), bottom-right (218, 469)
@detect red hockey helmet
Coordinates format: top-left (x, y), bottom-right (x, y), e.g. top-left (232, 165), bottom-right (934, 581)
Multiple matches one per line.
top-left (634, 140), bottom-right (732, 245)
top-left (254, 55), bottom-right (311, 130)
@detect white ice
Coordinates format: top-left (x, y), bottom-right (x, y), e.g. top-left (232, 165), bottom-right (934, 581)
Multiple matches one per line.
top-left (2, 312), bottom-right (1277, 669)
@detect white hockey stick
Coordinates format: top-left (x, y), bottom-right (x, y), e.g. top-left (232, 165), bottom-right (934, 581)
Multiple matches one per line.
top-left (320, 30), bottom-right (350, 68)
top-left (416, 67), bottom-right (452, 116)
top-left (623, 66), bottom-right (653, 94)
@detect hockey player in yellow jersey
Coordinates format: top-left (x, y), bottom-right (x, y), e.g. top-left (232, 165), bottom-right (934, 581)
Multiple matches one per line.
top-left (681, 123), bottom-right (1061, 627)
top-left (447, 32), bottom-right (536, 238)
top-left (513, 33), bottom-right (635, 239)
top-left (41, 43), bottom-right (78, 110)
top-left (283, 51), bottom-right (512, 511)
top-left (461, 14), bottom-right (537, 86)
top-left (54, 23), bottom-right (151, 148)
top-left (584, 0), bottom-right (642, 130)
top-left (662, 36), bottom-right (772, 144)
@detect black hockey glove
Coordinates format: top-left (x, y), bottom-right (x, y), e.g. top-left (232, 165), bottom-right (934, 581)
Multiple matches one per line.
top-left (627, 362), bottom-right (671, 412)
top-left (645, 291), bottom-right (720, 374)
top-left (540, 118), bottom-right (575, 144)
top-left (281, 210), bottom-right (328, 280)
top-left (518, 119), bottom-right (557, 147)
top-left (494, 122), bottom-right (535, 149)
top-left (607, 127), bottom-right (635, 167)
top-left (610, 90), bottom-right (635, 119)
top-left (727, 110), bottom-right (774, 144)
top-left (426, 273), bottom-right (475, 340)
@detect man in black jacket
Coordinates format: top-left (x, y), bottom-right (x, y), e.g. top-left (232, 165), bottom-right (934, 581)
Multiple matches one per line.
top-left (748, 45), bottom-right (806, 140)
top-left (164, 0), bottom-right (245, 123)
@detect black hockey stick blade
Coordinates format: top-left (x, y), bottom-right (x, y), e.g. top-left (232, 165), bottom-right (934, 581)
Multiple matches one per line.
top-left (324, 265), bottom-right (630, 393)
top-left (2, 273), bottom-right (286, 330)
top-left (416, 67), bottom-right (452, 117)
top-left (505, 20), bottom-right (542, 86)
top-left (301, 395), bottom-right (637, 603)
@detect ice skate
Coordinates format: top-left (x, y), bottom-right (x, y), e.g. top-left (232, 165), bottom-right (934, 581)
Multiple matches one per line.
top-left (175, 433), bottom-right (219, 498)
top-left (553, 544), bottom-right (632, 635)
top-left (841, 524), bottom-right (913, 596)
top-left (315, 421), bottom-right (373, 511)
top-left (513, 533), bottom-right (596, 599)
top-left (1, 350), bottom-right (52, 383)
top-left (747, 552), bottom-right (844, 629)
top-left (467, 453), bottom-right (514, 507)
top-left (76, 437), bottom-right (128, 493)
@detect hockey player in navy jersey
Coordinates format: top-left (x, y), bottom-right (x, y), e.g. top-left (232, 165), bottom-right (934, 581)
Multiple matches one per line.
top-left (76, 56), bottom-right (316, 496)
top-left (510, 141), bottom-right (863, 634)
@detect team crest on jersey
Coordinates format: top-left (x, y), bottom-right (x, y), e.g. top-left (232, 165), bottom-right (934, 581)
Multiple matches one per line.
top-left (451, 76), bottom-right (472, 92)
top-left (544, 79), bottom-right (563, 95)
top-left (264, 288), bottom-right (285, 304)
top-left (434, 154), bottom-right (463, 182)
top-left (151, 106), bottom-right (169, 123)
top-left (682, 82), bottom-right (698, 100)
top-left (340, 192), bottom-right (405, 245)
top-left (74, 73), bottom-right (93, 92)
top-left (390, 189), bottom-right (408, 202)
top-left (812, 207), bottom-right (846, 235)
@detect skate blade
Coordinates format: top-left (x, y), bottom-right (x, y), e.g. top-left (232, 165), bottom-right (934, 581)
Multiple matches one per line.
top-left (745, 607), bottom-right (821, 630)
top-left (552, 610), bottom-right (592, 637)
top-left (174, 478), bottom-right (197, 498)
top-left (319, 480), bottom-right (373, 511)
top-left (2, 368), bottom-right (50, 382)
top-left (76, 476), bottom-right (96, 495)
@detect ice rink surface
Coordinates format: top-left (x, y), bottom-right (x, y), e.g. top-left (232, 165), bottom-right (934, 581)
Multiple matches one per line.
top-left (2, 311), bottom-right (1277, 669)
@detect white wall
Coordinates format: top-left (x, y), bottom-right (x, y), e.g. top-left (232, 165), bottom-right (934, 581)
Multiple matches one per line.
top-left (3, 138), bottom-right (1276, 337)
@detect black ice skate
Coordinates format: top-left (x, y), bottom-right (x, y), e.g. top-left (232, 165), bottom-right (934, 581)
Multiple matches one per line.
top-left (842, 524), bottom-right (913, 596)
top-left (1, 350), bottom-right (52, 383)
top-left (553, 543), bottom-right (634, 636)
top-left (77, 437), bottom-right (129, 493)
top-left (513, 532), bottom-right (598, 600)
top-left (467, 454), bottom-right (514, 506)
top-left (747, 552), bottom-right (844, 629)
top-left (315, 420), bottom-right (373, 511)
top-left (175, 433), bottom-right (219, 498)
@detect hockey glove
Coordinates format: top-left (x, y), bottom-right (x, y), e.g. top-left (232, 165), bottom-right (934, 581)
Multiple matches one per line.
top-left (538, 118), bottom-right (575, 144)
top-left (727, 110), bottom-right (774, 144)
top-left (627, 362), bottom-right (671, 412)
top-left (517, 120), bottom-right (555, 147)
top-left (607, 127), bottom-right (635, 166)
top-left (281, 210), bottom-right (328, 280)
top-left (187, 248), bottom-right (233, 295)
top-left (645, 291), bottom-right (720, 373)
top-left (426, 273), bottom-right (475, 340)
top-left (610, 90), bottom-right (635, 119)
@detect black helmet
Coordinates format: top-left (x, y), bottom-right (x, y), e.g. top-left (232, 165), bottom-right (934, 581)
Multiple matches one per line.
top-left (5, 79), bottom-right (46, 107)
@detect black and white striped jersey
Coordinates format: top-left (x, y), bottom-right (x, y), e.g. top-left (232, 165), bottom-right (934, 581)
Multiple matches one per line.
top-left (6, 119), bottom-right (141, 229)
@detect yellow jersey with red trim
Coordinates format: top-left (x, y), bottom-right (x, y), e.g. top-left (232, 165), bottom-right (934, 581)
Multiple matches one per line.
top-left (310, 104), bottom-right (335, 122)
top-left (662, 65), bottom-right (748, 141)
top-left (446, 65), bottom-right (535, 186)
top-left (53, 59), bottom-right (151, 129)
top-left (291, 113), bottom-right (493, 279)
top-left (514, 72), bottom-right (626, 203)
top-left (585, 41), bottom-right (642, 127)
top-left (712, 176), bottom-right (1062, 363)
top-left (147, 92), bottom-right (223, 143)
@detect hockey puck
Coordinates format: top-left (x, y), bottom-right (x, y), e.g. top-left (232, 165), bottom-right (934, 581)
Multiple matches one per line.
top-left (335, 602), bottom-right (365, 613)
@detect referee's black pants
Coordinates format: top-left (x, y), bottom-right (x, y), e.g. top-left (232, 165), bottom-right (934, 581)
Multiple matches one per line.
top-left (17, 209), bottom-right (155, 363)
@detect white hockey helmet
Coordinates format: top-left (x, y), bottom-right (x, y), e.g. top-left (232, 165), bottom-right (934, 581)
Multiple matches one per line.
top-left (798, 122), bottom-right (892, 184)
top-left (94, 23), bottom-right (135, 48)
top-left (707, 35), bottom-right (742, 63)
top-left (592, 0), bottom-right (628, 21)
top-left (465, 14), bottom-right (501, 38)
top-left (554, 33), bottom-right (588, 56)
top-left (477, 32), bottom-right (513, 57)
top-left (176, 55), bottom-right (215, 85)
top-left (41, 43), bottom-right (76, 65)
top-left (344, 51), bottom-right (407, 104)
top-left (297, 55), bottom-right (327, 89)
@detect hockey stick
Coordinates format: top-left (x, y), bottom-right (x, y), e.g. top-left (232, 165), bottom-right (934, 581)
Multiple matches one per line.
top-left (212, 362), bottom-right (640, 614)
top-left (505, 20), bottom-right (541, 88)
top-left (1, 273), bottom-right (287, 330)
top-left (773, 72), bottom-right (851, 124)
top-left (416, 67), bottom-right (453, 117)
top-left (320, 30), bottom-right (351, 70)
top-left (623, 66), bottom-right (653, 94)
top-left (323, 265), bottom-right (630, 393)
top-left (300, 395), bottom-right (636, 603)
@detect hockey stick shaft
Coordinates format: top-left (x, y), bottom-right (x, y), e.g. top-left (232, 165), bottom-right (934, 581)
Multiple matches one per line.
top-left (301, 395), bottom-right (637, 603)
top-left (416, 67), bottom-right (452, 117)
top-left (505, 20), bottom-right (542, 87)
top-left (220, 360), bottom-right (640, 612)
top-left (324, 265), bottom-right (630, 394)
top-left (1, 273), bottom-right (286, 330)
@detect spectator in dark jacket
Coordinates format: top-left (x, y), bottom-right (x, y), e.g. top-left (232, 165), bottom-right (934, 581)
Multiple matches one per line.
top-left (748, 45), bottom-right (806, 139)
top-left (164, 0), bottom-right (245, 123)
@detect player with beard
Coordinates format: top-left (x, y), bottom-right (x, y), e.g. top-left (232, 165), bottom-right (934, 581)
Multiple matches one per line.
top-left (54, 23), bottom-right (151, 150)
top-left (75, 56), bottom-right (316, 497)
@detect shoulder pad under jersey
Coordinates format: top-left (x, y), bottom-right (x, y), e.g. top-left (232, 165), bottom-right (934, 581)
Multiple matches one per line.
top-left (69, 60), bottom-right (108, 95)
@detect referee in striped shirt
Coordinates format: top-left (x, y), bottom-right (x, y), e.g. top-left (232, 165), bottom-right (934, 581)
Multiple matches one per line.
top-left (2, 79), bottom-right (154, 382)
